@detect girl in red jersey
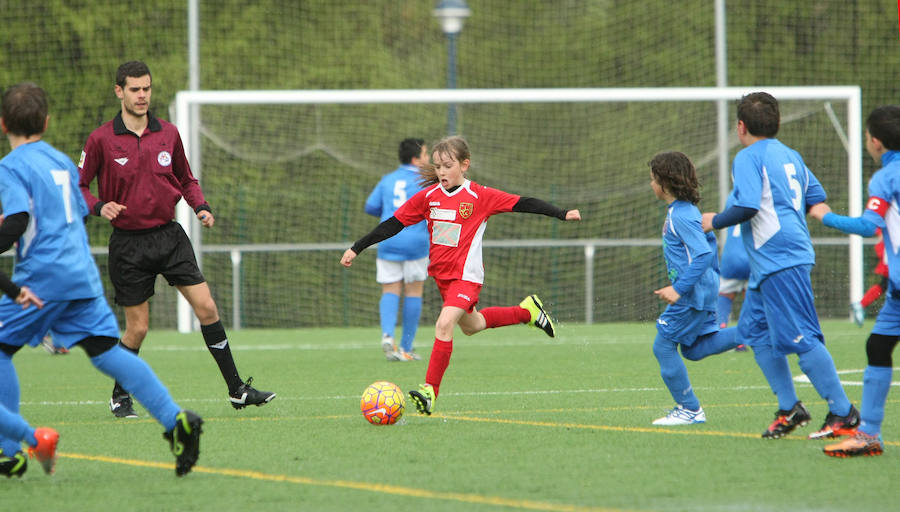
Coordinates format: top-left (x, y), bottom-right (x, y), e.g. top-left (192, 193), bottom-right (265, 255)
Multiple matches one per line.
top-left (341, 136), bottom-right (580, 415)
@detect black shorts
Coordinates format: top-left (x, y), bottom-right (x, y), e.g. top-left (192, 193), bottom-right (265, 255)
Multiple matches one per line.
top-left (108, 221), bottom-right (206, 306)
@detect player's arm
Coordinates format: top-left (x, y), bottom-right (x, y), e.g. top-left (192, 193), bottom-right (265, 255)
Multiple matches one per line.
top-left (670, 215), bottom-right (715, 298)
top-left (512, 197), bottom-right (581, 221)
top-left (341, 217), bottom-right (406, 267)
top-left (810, 198), bottom-right (880, 238)
top-left (0, 212), bottom-right (43, 308)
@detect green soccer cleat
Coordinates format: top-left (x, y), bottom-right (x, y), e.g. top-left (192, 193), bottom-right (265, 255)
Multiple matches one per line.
top-left (408, 383), bottom-right (435, 415)
top-left (520, 294), bottom-right (557, 338)
top-left (163, 410), bottom-right (204, 476)
top-left (0, 451), bottom-right (27, 478)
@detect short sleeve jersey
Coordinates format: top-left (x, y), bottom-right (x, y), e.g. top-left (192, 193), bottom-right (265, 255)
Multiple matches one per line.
top-left (0, 141), bottom-right (104, 300)
top-left (861, 150), bottom-right (900, 295)
top-left (662, 200), bottom-right (719, 311)
top-left (393, 180), bottom-right (519, 283)
top-left (364, 164), bottom-right (429, 261)
top-left (730, 138), bottom-right (826, 287)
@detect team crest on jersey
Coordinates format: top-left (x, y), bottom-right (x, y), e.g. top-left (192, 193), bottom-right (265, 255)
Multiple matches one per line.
top-left (157, 151), bottom-right (172, 167)
top-left (458, 202), bottom-right (474, 219)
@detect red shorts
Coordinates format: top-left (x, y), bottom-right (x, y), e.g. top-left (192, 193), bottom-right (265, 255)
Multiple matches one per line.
top-left (434, 278), bottom-right (482, 313)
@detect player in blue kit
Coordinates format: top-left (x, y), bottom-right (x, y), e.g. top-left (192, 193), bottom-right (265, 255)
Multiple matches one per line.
top-left (0, 82), bottom-right (202, 477)
top-left (809, 105), bottom-right (900, 457)
top-left (701, 92), bottom-right (858, 440)
top-left (716, 196), bottom-right (750, 327)
top-left (649, 152), bottom-right (739, 425)
top-left (364, 138), bottom-right (430, 361)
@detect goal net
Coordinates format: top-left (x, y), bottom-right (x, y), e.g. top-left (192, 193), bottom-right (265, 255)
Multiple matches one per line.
top-left (172, 87), bottom-right (862, 331)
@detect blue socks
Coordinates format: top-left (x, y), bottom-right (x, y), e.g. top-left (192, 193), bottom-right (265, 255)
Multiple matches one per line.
top-left (0, 351), bottom-right (33, 454)
top-left (652, 334), bottom-right (700, 411)
top-left (716, 294), bottom-right (733, 327)
top-left (751, 343), bottom-right (800, 411)
top-left (797, 343), bottom-right (852, 416)
top-left (859, 365), bottom-right (892, 436)
top-left (379, 293), bottom-right (400, 339)
top-left (400, 296), bottom-right (422, 353)
top-left (90, 345), bottom-right (181, 431)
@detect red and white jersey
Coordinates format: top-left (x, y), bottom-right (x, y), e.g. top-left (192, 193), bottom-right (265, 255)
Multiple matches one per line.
top-left (394, 179), bottom-right (519, 283)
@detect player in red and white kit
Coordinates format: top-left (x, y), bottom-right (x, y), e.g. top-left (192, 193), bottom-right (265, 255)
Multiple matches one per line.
top-left (851, 228), bottom-right (888, 327)
top-left (341, 136), bottom-right (581, 415)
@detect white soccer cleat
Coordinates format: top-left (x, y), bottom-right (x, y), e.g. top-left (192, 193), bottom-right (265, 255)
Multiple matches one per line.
top-left (381, 335), bottom-right (401, 361)
top-left (652, 405), bottom-right (706, 425)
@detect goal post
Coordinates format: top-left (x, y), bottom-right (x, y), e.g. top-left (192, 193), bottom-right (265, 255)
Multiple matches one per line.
top-left (173, 86), bottom-right (862, 333)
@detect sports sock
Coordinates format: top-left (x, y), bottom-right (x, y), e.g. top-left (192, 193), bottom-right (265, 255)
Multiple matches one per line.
top-left (0, 351), bottom-right (23, 456)
top-left (201, 321), bottom-right (243, 393)
top-left (0, 403), bottom-right (35, 449)
top-left (400, 296), bottom-right (422, 353)
top-left (797, 343), bottom-right (852, 416)
top-left (112, 341), bottom-right (138, 398)
top-left (652, 334), bottom-right (700, 411)
top-left (90, 345), bottom-right (180, 431)
top-left (481, 306), bottom-right (531, 328)
top-left (716, 294), bottom-right (733, 328)
top-left (379, 292), bottom-right (400, 339)
top-left (751, 343), bottom-right (799, 411)
top-left (858, 365), bottom-right (892, 436)
top-left (425, 338), bottom-right (453, 397)
top-left (860, 284), bottom-right (884, 309)
top-left (680, 327), bottom-right (739, 361)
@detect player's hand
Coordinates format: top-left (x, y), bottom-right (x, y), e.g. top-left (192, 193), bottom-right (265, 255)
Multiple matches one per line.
top-left (100, 201), bottom-right (127, 221)
top-left (197, 210), bottom-right (215, 228)
top-left (701, 212), bottom-right (716, 232)
top-left (340, 249), bottom-right (357, 267)
top-left (15, 286), bottom-right (43, 309)
top-left (808, 202), bottom-right (831, 222)
top-left (565, 209), bottom-right (581, 221)
top-left (654, 285), bottom-right (680, 305)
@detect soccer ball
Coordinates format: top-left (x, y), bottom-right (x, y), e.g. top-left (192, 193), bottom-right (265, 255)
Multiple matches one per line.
top-left (360, 381), bottom-right (405, 425)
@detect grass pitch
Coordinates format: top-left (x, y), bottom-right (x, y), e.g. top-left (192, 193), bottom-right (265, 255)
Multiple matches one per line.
top-left (7, 320), bottom-right (897, 511)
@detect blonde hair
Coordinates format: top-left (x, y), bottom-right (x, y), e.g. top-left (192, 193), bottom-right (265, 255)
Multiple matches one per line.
top-left (419, 135), bottom-right (471, 186)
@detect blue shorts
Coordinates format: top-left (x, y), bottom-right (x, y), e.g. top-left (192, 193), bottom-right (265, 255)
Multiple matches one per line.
top-left (872, 295), bottom-right (900, 336)
top-left (0, 296), bottom-right (120, 349)
top-left (656, 303), bottom-right (719, 347)
top-left (737, 265), bottom-right (823, 355)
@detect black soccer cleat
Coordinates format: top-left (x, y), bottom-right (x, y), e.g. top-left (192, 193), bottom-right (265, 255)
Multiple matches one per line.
top-left (229, 377), bottom-right (276, 409)
top-left (164, 410), bottom-right (203, 477)
top-left (762, 401), bottom-right (811, 439)
top-left (110, 394), bottom-right (139, 418)
top-left (0, 451), bottom-right (27, 478)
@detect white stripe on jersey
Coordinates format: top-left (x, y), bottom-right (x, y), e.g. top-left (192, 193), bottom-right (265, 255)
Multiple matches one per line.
top-left (886, 199), bottom-right (900, 255)
top-left (751, 166), bottom-right (781, 249)
top-left (461, 220), bottom-right (488, 283)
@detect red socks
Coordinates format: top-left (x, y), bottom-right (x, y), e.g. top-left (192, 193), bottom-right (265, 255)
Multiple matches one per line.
top-left (481, 306), bottom-right (530, 328)
top-left (425, 338), bottom-right (453, 397)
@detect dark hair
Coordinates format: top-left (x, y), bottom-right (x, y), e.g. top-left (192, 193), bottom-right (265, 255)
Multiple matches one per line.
top-left (398, 138), bottom-right (425, 164)
top-left (116, 60), bottom-right (152, 87)
top-left (737, 92), bottom-right (779, 138)
top-left (866, 105), bottom-right (900, 150)
top-left (418, 136), bottom-right (471, 186)
top-left (1, 82), bottom-right (48, 137)
top-left (649, 151), bottom-right (701, 204)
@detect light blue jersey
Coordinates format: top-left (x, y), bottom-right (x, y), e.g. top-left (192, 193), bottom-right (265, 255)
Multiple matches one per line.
top-left (731, 139), bottom-right (826, 288)
top-left (364, 164), bottom-right (428, 261)
top-left (0, 141), bottom-right (103, 300)
top-left (661, 200), bottom-right (719, 312)
top-left (862, 151), bottom-right (900, 300)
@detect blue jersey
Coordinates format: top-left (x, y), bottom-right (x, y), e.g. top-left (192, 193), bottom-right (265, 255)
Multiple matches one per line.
top-left (719, 194), bottom-right (750, 280)
top-left (661, 200), bottom-right (719, 311)
top-left (0, 141), bottom-right (104, 300)
top-left (364, 164), bottom-right (428, 261)
top-left (862, 150), bottom-right (900, 297)
top-left (730, 139), bottom-right (826, 287)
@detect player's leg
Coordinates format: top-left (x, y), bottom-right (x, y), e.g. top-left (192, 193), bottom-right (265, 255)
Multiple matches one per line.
top-left (0, 344), bottom-right (26, 464)
top-left (650, 304), bottom-right (705, 424)
top-left (398, 259), bottom-right (427, 357)
top-left (376, 258), bottom-right (403, 359)
top-left (680, 325), bottom-right (739, 361)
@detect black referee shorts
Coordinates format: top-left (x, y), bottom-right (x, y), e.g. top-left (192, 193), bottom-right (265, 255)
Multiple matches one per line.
top-left (108, 221), bottom-right (206, 306)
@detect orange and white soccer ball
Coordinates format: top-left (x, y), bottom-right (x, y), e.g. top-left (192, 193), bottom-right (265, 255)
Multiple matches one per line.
top-left (360, 381), bottom-right (405, 425)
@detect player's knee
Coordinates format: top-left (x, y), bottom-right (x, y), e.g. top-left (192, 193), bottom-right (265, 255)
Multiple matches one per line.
top-left (193, 299), bottom-right (219, 324)
top-left (865, 333), bottom-right (898, 367)
top-left (127, 322), bottom-right (149, 342)
top-left (434, 318), bottom-right (455, 339)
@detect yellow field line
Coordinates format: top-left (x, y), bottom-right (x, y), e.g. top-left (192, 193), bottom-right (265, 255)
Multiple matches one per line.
top-left (59, 451), bottom-right (634, 512)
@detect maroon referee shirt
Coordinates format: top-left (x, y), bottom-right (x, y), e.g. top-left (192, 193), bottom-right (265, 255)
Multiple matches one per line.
top-left (78, 111), bottom-right (208, 230)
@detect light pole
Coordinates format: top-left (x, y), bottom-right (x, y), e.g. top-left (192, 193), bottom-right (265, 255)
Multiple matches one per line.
top-left (433, 0), bottom-right (471, 135)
